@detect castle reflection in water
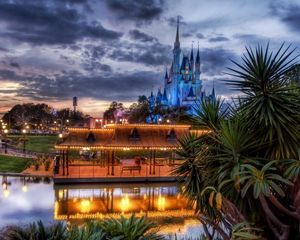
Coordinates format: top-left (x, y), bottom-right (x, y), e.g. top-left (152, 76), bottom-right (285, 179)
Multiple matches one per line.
top-left (54, 183), bottom-right (200, 235)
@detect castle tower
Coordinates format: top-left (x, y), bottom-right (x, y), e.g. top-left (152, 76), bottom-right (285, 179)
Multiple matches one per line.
top-left (172, 16), bottom-right (181, 74)
top-left (195, 43), bottom-right (201, 81)
top-left (190, 43), bottom-right (194, 81)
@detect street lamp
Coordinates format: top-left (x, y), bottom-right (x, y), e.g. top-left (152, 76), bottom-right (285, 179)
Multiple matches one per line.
top-left (3, 129), bottom-right (8, 154)
top-left (21, 129), bottom-right (28, 154)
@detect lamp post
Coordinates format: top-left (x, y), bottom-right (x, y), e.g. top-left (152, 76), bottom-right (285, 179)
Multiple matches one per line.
top-left (3, 129), bottom-right (8, 154)
top-left (21, 129), bottom-right (28, 154)
top-left (54, 119), bottom-right (64, 133)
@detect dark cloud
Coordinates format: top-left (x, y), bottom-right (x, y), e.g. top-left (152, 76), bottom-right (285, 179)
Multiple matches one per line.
top-left (196, 33), bottom-right (205, 39)
top-left (9, 62), bottom-right (20, 69)
top-left (0, 69), bottom-right (160, 102)
top-left (105, 0), bottom-right (165, 24)
top-left (182, 33), bottom-right (193, 38)
top-left (109, 42), bottom-right (171, 66)
top-left (0, 0), bottom-right (122, 45)
top-left (200, 48), bottom-right (238, 76)
top-left (81, 44), bottom-right (111, 72)
top-left (269, 2), bottom-right (300, 33)
top-left (166, 15), bottom-right (186, 27)
top-left (233, 34), bottom-right (269, 46)
top-left (208, 36), bottom-right (229, 42)
top-left (129, 29), bottom-right (157, 42)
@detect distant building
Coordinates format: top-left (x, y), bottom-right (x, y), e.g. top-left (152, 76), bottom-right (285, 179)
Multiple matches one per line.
top-left (148, 17), bottom-right (216, 115)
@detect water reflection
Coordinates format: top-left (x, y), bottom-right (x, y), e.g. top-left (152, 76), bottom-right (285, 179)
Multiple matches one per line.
top-left (0, 175), bottom-right (53, 227)
top-left (0, 176), bottom-right (202, 238)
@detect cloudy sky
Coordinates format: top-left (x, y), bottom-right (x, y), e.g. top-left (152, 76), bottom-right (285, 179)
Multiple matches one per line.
top-left (0, 0), bottom-right (299, 116)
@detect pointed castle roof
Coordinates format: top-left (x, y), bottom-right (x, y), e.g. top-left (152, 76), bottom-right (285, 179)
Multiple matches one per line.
top-left (174, 16), bottom-right (180, 49)
top-left (187, 86), bottom-right (195, 97)
top-left (196, 43), bottom-right (200, 64)
top-left (190, 43), bottom-right (194, 62)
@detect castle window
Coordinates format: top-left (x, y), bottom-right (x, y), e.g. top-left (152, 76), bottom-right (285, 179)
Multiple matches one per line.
top-left (167, 128), bottom-right (177, 142)
top-left (129, 128), bottom-right (140, 141)
top-left (86, 132), bottom-right (96, 143)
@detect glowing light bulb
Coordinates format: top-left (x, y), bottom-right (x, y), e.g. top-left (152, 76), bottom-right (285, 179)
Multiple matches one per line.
top-left (80, 200), bottom-right (91, 213)
top-left (120, 194), bottom-right (130, 212)
top-left (22, 185), bottom-right (28, 193)
top-left (3, 189), bottom-right (9, 198)
top-left (157, 194), bottom-right (166, 211)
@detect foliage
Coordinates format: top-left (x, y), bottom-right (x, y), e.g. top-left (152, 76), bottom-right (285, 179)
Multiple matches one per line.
top-left (2, 104), bottom-right (88, 130)
top-left (99, 215), bottom-right (163, 240)
top-left (1, 215), bottom-right (162, 240)
top-left (103, 101), bottom-right (124, 122)
top-left (128, 95), bottom-right (150, 123)
top-left (175, 43), bottom-right (300, 240)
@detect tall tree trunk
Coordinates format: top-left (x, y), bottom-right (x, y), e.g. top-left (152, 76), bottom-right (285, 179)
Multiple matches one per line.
top-left (269, 194), bottom-right (300, 220)
top-left (259, 194), bottom-right (290, 240)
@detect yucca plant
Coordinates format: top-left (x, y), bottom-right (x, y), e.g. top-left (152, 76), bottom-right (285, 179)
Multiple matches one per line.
top-left (190, 98), bottom-right (228, 132)
top-left (67, 221), bottom-right (106, 240)
top-left (3, 221), bottom-right (67, 240)
top-left (226, 43), bottom-right (300, 159)
top-left (99, 215), bottom-right (163, 240)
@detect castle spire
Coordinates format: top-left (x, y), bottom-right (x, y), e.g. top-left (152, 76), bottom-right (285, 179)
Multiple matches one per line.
top-left (196, 41), bottom-right (200, 64)
top-left (190, 42), bottom-right (194, 62)
top-left (174, 16), bottom-right (180, 49)
top-left (164, 67), bottom-right (169, 79)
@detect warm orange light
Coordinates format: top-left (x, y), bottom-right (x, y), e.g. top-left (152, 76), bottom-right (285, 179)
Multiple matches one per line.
top-left (157, 194), bottom-right (166, 211)
top-left (80, 200), bottom-right (91, 213)
top-left (58, 190), bottom-right (63, 199)
top-left (3, 189), bottom-right (9, 198)
top-left (119, 194), bottom-right (130, 212)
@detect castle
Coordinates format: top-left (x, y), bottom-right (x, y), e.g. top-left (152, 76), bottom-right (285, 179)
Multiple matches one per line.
top-left (148, 17), bottom-right (216, 112)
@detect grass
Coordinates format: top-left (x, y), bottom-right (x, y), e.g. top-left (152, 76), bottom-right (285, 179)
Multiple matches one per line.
top-left (0, 155), bottom-right (32, 173)
top-left (8, 135), bottom-right (58, 153)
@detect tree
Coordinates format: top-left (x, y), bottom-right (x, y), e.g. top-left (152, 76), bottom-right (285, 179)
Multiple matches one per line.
top-left (2, 215), bottom-right (163, 240)
top-left (2, 103), bottom-right (53, 129)
top-left (128, 95), bottom-right (150, 123)
top-left (103, 101), bottom-right (124, 122)
top-left (175, 43), bottom-right (300, 240)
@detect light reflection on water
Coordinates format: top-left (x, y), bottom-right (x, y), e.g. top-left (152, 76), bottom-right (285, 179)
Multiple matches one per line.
top-left (0, 175), bottom-right (202, 238)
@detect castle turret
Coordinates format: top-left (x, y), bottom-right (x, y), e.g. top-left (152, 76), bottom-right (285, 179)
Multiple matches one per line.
top-left (156, 88), bottom-right (162, 105)
top-left (195, 43), bottom-right (201, 81)
top-left (172, 16), bottom-right (181, 74)
top-left (190, 44), bottom-right (194, 74)
top-left (164, 68), bottom-right (169, 84)
top-left (162, 87), bottom-right (168, 106)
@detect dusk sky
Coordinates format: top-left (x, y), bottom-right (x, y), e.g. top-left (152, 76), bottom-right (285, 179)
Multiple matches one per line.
top-left (0, 0), bottom-right (300, 116)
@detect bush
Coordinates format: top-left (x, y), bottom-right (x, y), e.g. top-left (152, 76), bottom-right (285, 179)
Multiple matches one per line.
top-left (0, 215), bottom-right (163, 240)
top-left (44, 160), bottom-right (51, 171)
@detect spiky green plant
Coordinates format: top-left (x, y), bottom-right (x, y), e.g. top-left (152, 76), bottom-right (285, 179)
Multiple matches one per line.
top-left (226, 43), bottom-right (300, 159)
top-left (190, 98), bottom-right (228, 132)
top-left (99, 215), bottom-right (163, 240)
top-left (3, 221), bottom-right (67, 240)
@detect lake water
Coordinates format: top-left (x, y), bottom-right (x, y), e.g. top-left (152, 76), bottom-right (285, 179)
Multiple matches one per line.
top-left (0, 175), bottom-right (203, 238)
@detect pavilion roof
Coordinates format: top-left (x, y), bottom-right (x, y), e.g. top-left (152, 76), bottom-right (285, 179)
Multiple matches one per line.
top-left (55, 124), bottom-right (206, 150)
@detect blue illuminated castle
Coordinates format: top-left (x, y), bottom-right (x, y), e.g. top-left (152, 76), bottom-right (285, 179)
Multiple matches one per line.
top-left (148, 17), bottom-right (216, 112)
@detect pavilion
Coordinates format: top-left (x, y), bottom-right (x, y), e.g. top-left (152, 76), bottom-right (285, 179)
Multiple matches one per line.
top-left (54, 124), bottom-right (206, 183)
